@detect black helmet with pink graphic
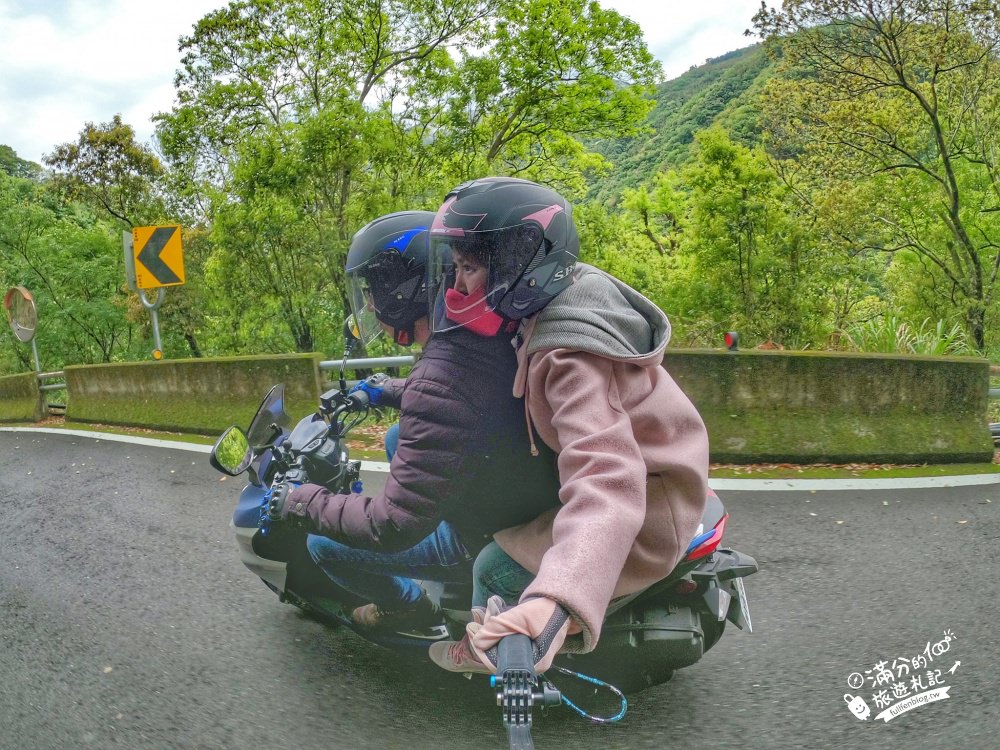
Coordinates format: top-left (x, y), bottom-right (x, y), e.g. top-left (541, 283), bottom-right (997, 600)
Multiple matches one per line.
top-left (428, 177), bottom-right (579, 334)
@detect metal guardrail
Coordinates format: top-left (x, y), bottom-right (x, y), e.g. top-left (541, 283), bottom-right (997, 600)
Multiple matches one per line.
top-left (318, 356), bottom-right (416, 372)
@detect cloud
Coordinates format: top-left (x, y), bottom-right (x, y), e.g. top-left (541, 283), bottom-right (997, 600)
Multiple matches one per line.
top-left (0, 0), bottom-right (767, 165)
top-left (602, 0), bottom-right (764, 79)
top-left (0, 0), bottom-right (226, 163)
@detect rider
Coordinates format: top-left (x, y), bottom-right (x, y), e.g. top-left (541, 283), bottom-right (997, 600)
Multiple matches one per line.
top-left (425, 177), bottom-right (710, 674)
top-left (266, 210), bottom-right (561, 631)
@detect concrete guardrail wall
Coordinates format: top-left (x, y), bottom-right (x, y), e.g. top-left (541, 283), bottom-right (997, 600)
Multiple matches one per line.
top-left (63, 354), bottom-right (324, 436)
top-left (665, 350), bottom-right (993, 464)
top-left (0, 371), bottom-right (44, 423)
top-left (1, 350), bottom-right (993, 463)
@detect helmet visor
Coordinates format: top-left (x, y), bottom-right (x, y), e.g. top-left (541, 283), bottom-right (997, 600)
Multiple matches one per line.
top-left (346, 272), bottom-right (385, 346)
top-left (346, 247), bottom-right (427, 346)
top-left (428, 224), bottom-right (543, 334)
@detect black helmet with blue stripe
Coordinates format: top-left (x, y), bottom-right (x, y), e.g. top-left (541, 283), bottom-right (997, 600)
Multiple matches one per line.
top-left (345, 210), bottom-right (435, 347)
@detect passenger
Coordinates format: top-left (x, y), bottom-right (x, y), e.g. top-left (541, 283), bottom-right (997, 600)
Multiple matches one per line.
top-left (425, 178), bottom-right (710, 674)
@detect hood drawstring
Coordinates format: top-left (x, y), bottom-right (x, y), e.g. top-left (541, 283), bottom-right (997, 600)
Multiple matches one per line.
top-left (514, 319), bottom-right (540, 457)
top-left (524, 379), bottom-right (539, 457)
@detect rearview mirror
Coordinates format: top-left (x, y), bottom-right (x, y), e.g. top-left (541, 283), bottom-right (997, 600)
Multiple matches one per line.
top-left (210, 426), bottom-right (254, 476)
top-left (343, 314), bottom-right (361, 346)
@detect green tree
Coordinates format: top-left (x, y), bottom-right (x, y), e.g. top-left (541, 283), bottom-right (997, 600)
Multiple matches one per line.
top-left (45, 117), bottom-right (209, 359)
top-left (154, 0), bottom-right (659, 352)
top-left (44, 115), bottom-right (165, 228)
top-left (0, 172), bottom-right (140, 368)
top-left (678, 127), bottom-right (827, 345)
top-left (440, 0), bottom-right (660, 191)
top-left (755, 0), bottom-right (1000, 351)
top-left (620, 172), bottom-right (687, 256)
top-left (0, 145), bottom-right (43, 180)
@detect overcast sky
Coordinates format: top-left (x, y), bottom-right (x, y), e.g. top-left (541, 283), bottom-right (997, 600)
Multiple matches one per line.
top-left (0, 0), bottom-right (766, 165)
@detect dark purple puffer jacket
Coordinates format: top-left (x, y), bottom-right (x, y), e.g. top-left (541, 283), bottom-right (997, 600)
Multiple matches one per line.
top-left (283, 327), bottom-right (561, 553)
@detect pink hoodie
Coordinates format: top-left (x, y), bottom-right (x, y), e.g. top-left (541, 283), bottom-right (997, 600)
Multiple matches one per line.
top-left (492, 265), bottom-right (709, 651)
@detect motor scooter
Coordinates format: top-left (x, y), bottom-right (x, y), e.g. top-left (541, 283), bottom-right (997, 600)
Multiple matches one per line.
top-left (211, 354), bottom-right (757, 749)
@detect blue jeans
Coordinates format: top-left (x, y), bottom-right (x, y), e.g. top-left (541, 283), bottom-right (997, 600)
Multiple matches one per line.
top-left (384, 422), bottom-right (399, 461)
top-left (306, 420), bottom-right (472, 610)
top-left (472, 541), bottom-right (535, 608)
top-left (307, 522), bottom-right (471, 608)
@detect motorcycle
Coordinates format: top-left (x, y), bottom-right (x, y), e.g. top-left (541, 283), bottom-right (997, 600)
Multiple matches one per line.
top-left (210, 348), bottom-right (758, 750)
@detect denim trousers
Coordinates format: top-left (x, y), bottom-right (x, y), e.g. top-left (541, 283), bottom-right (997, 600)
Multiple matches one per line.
top-left (306, 421), bottom-right (472, 610)
top-left (306, 521), bottom-right (471, 608)
top-left (472, 541), bottom-right (535, 608)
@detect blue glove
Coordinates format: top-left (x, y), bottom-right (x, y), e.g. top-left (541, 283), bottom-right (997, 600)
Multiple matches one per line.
top-left (350, 373), bottom-right (389, 406)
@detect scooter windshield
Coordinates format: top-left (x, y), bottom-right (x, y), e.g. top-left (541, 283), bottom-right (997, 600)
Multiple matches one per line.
top-left (246, 384), bottom-right (292, 451)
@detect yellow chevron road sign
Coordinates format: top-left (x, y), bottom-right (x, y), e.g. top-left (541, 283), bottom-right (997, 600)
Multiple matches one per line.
top-left (133, 225), bottom-right (185, 289)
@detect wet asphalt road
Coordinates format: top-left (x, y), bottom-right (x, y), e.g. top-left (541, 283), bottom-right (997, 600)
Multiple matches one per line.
top-left (0, 430), bottom-right (997, 750)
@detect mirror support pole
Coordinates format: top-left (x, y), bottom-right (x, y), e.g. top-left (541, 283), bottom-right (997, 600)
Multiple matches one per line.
top-left (139, 288), bottom-right (166, 359)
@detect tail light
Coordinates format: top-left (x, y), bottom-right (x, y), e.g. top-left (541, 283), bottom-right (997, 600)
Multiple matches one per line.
top-left (685, 513), bottom-right (729, 561)
top-left (674, 579), bottom-right (698, 595)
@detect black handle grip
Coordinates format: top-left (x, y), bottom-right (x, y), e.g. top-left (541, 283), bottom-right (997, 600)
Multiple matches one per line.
top-left (346, 390), bottom-right (369, 412)
top-left (496, 634), bottom-right (535, 677)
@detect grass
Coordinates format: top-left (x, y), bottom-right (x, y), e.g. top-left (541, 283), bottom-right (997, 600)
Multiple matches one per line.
top-left (710, 461), bottom-right (1000, 479)
top-left (6, 416), bottom-right (997, 478)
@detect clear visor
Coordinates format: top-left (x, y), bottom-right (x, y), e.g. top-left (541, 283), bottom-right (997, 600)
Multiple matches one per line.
top-left (346, 247), bottom-right (427, 345)
top-left (346, 271), bottom-right (384, 346)
top-left (428, 224), bottom-right (541, 334)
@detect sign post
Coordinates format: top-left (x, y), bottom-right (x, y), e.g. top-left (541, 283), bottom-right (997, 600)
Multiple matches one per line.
top-left (125, 225), bottom-right (186, 360)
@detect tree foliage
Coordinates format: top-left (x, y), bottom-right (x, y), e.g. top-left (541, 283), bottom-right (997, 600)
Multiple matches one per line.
top-left (754, 0), bottom-right (1000, 351)
top-left (44, 115), bottom-right (165, 228)
top-left (152, 0), bottom-right (658, 353)
top-left (0, 170), bottom-right (142, 370)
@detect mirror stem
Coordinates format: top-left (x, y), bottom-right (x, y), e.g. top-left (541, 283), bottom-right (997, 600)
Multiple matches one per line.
top-left (339, 339), bottom-right (356, 394)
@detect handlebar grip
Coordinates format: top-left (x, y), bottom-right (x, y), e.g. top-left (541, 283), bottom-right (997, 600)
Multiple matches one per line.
top-left (496, 634), bottom-right (535, 677)
top-left (346, 390), bottom-right (370, 411)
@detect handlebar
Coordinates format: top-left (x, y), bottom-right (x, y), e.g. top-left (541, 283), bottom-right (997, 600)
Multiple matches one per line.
top-left (319, 386), bottom-right (370, 416)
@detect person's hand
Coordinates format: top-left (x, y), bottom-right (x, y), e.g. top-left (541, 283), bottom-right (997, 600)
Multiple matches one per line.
top-left (349, 373), bottom-right (389, 406)
top-left (265, 481), bottom-right (302, 523)
top-left (467, 595), bottom-right (571, 674)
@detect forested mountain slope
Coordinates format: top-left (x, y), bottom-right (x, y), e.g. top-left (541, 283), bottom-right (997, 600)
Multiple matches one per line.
top-left (593, 44), bottom-right (771, 202)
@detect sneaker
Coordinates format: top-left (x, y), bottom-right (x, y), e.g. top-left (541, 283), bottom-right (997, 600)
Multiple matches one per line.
top-left (351, 593), bottom-right (443, 631)
top-left (428, 633), bottom-right (492, 674)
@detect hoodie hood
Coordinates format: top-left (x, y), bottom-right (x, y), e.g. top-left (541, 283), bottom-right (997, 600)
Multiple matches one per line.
top-left (511, 264), bottom-right (672, 401)
top-left (523, 263), bottom-right (671, 363)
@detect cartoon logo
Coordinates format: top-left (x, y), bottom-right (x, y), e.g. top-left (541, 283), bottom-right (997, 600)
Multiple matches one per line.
top-left (844, 693), bottom-right (871, 720)
top-left (842, 629), bottom-right (958, 723)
